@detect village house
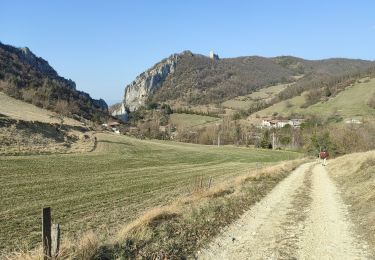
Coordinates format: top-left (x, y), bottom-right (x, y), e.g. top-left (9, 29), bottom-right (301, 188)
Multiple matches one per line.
top-left (290, 119), bottom-right (303, 128)
top-left (104, 121), bottom-right (121, 134)
top-left (261, 119), bottom-right (276, 128)
top-left (345, 118), bottom-right (362, 124)
top-left (108, 121), bottom-right (120, 127)
top-left (260, 118), bottom-right (303, 129)
top-left (276, 120), bottom-right (292, 128)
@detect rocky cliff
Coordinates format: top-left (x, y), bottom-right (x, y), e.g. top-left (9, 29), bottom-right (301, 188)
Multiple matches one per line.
top-left (119, 53), bottom-right (180, 113)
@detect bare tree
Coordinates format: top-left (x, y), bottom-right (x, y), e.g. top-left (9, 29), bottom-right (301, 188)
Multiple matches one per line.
top-left (9, 124), bottom-right (22, 152)
top-left (54, 100), bottom-right (78, 128)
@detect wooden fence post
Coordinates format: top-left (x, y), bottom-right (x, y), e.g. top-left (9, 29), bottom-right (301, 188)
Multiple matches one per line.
top-left (42, 207), bottom-right (52, 260)
top-left (52, 223), bottom-right (61, 258)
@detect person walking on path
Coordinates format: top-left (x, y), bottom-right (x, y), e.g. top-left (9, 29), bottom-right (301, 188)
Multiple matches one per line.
top-left (319, 150), bottom-right (329, 166)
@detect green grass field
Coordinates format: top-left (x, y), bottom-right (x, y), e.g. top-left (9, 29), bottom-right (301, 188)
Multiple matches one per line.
top-left (249, 93), bottom-right (307, 118)
top-left (249, 78), bottom-right (375, 121)
top-left (0, 133), bottom-right (300, 252)
top-left (170, 113), bottom-right (220, 128)
top-left (306, 79), bottom-right (375, 119)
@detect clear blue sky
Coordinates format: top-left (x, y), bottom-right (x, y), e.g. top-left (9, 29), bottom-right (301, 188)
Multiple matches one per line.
top-left (1, 1), bottom-right (374, 104)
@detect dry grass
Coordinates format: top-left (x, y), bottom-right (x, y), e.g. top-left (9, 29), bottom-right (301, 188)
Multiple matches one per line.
top-left (328, 151), bottom-right (375, 254)
top-left (4, 231), bottom-right (100, 260)
top-left (0, 92), bottom-right (81, 126)
top-left (0, 94), bottom-right (95, 156)
top-left (3, 248), bottom-right (42, 260)
top-left (0, 117), bottom-right (95, 155)
top-left (116, 205), bottom-right (182, 242)
top-left (76, 231), bottom-right (99, 260)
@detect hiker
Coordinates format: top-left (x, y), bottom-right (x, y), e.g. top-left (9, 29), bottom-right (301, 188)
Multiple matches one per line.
top-left (319, 150), bottom-right (329, 166)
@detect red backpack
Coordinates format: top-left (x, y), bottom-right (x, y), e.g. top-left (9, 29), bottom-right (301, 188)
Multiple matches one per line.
top-left (319, 151), bottom-right (329, 159)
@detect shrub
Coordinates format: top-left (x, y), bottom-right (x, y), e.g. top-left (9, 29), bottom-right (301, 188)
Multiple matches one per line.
top-left (3, 83), bottom-right (21, 98)
top-left (21, 88), bottom-right (35, 103)
top-left (368, 93), bottom-right (375, 109)
top-left (303, 88), bottom-right (322, 108)
top-left (147, 102), bottom-right (159, 110)
top-left (324, 87), bottom-right (332, 97)
top-left (232, 112), bottom-right (241, 120)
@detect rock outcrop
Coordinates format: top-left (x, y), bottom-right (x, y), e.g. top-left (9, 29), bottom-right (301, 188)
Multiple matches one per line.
top-left (111, 102), bottom-right (127, 116)
top-left (113, 53), bottom-right (181, 114)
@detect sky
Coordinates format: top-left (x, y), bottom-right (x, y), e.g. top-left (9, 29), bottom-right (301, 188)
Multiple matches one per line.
top-left (1, 0), bottom-right (375, 104)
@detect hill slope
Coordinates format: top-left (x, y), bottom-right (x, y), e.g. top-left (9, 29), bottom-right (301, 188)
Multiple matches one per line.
top-left (113, 51), bottom-right (375, 113)
top-left (0, 91), bottom-right (80, 125)
top-left (248, 78), bottom-right (375, 122)
top-left (0, 42), bottom-right (108, 120)
top-left (0, 92), bottom-right (98, 155)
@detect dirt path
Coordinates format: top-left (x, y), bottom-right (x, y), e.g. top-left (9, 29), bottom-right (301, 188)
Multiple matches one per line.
top-left (199, 162), bottom-right (372, 259)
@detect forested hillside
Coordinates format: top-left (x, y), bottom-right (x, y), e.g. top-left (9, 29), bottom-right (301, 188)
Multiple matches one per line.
top-left (136, 51), bottom-right (375, 106)
top-left (0, 42), bottom-right (108, 121)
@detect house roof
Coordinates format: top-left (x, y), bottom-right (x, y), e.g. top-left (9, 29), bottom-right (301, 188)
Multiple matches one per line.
top-left (108, 121), bottom-right (120, 126)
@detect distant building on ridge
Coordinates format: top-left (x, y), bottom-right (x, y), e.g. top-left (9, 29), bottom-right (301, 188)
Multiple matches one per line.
top-left (209, 50), bottom-right (219, 60)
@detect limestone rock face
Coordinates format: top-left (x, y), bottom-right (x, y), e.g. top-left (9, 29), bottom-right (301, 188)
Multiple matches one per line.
top-left (114, 53), bottom-right (180, 114)
top-left (112, 103), bottom-right (127, 116)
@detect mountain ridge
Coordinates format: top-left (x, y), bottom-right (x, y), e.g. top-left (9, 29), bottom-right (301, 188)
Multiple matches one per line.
top-left (0, 42), bottom-right (108, 121)
top-left (113, 51), bottom-right (375, 114)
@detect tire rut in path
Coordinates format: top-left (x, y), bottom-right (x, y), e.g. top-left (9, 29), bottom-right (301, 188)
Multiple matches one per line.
top-left (199, 162), bottom-right (314, 259)
top-left (198, 163), bottom-right (372, 260)
top-left (297, 164), bottom-right (371, 259)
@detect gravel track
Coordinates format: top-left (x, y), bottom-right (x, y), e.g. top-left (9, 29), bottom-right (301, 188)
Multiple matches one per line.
top-left (199, 162), bottom-right (372, 259)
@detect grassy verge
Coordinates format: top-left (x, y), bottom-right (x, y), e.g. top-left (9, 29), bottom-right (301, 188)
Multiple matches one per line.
top-left (328, 151), bottom-right (375, 255)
